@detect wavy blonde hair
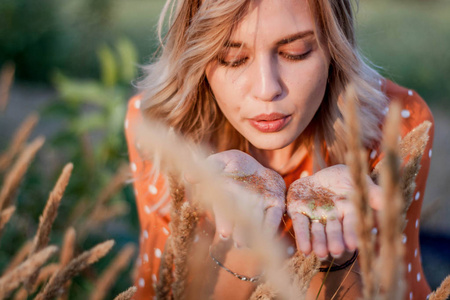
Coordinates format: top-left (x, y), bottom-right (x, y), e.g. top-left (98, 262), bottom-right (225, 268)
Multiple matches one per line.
top-left (138, 0), bottom-right (387, 167)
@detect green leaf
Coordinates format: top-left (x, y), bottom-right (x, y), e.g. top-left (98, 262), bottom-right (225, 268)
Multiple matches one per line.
top-left (97, 44), bottom-right (118, 87)
top-left (115, 37), bottom-right (138, 83)
top-left (53, 71), bottom-right (109, 106)
top-left (70, 112), bottom-right (106, 134)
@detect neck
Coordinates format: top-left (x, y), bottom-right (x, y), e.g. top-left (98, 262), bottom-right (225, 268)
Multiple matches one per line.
top-left (249, 143), bottom-right (306, 175)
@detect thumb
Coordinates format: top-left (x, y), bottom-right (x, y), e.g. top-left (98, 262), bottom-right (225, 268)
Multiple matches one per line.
top-left (368, 182), bottom-right (384, 211)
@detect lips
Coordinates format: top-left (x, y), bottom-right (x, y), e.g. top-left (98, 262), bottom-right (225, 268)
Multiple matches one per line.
top-left (249, 113), bottom-right (292, 133)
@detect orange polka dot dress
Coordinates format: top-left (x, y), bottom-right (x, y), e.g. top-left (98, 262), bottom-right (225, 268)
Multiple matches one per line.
top-left (125, 79), bottom-right (434, 300)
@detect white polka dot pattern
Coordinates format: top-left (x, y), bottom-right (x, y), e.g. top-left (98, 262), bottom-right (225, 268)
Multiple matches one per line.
top-left (162, 227), bottom-right (169, 235)
top-left (410, 291), bottom-right (413, 300)
top-left (143, 230), bottom-right (149, 239)
top-left (429, 149), bottom-right (432, 158)
top-left (371, 227), bottom-right (378, 235)
top-left (414, 249), bottom-right (418, 257)
top-left (417, 272), bottom-right (421, 282)
top-left (155, 248), bottom-right (162, 258)
top-left (287, 246), bottom-right (295, 256)
top-left (144, 205), bottom-right (151, 214)
top-left (131, 162), bottom-right (137, 172)
top-left (143, 253), bottom-right (149, 262)
top-left (139, 278), bottom-right (145, 287)
top-left (408, 90), bottom-right (413, 96)
top-left (402, 235), bottom-right (407, 244)
top-left (401, 109), bottom-right (411, 118)
top-left (300, 170), bottom-right (309, 178)
top-left (134, 100), bottom-right (141, 109)
top-left (415, 192), bottom-right (420, 201)
top-left (152, 274), bottom-right (157, 282)
top-left (149, 185), bottom-right (158, 195)
top-left (415, 219), bottom-right (419, 229)
top-left (124, 119), bottom-right (129, 129)
top-left (370, 150), bottom-right (377, 160)
top-left (408, 263), bottom-right (412, 273)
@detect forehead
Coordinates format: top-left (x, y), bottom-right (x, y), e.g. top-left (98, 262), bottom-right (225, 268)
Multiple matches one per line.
top-left (229, 0), bottom-right (315, 43)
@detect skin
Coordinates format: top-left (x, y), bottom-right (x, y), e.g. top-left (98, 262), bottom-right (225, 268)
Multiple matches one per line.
top-left (198, 0), bottom-right (383, 297)
top-left (205, 0), bottom-right (330, 170)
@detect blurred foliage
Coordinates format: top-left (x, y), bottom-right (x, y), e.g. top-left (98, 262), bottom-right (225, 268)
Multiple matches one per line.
top-left (356, 0), bottom-right (450, 107)
top-left (0, 39), bottom-right (140, 298)
top-left (0, 0), bottom-right (117, 82)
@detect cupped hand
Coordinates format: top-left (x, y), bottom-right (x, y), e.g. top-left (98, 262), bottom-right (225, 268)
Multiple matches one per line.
top-left (206, 150), bottom-right (286, 247)
top-left (286, 164), bottom-right (383, 259)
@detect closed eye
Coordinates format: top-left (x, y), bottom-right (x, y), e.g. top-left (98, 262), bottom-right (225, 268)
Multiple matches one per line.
top-left (280, 50), bottom-right (312, 61)
top-left (218, 57), bottom-right (249, 68)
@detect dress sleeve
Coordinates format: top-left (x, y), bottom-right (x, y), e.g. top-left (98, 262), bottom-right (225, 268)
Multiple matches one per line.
top-left (124, 95), bottom-right (171, 299)
top-left (368, 81), bottom-right (434, 299)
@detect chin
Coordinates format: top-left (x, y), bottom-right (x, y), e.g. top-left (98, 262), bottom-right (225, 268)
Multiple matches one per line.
top-left (248, 136), bottom-right (294, 151)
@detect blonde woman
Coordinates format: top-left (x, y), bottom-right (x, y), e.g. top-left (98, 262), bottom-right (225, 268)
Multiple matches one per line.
top-left (125, 0), bottom-right (434, 299)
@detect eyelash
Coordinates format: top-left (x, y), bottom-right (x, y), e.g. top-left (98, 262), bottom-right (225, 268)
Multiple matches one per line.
top-left (218, 50), bottom-right (312, 68)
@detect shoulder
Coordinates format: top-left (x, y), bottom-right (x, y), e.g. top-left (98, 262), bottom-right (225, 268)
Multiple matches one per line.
top-left (383, 80), bottom-right (434, 135)
top-left (368, 80), bottom-right (435, 168)
top-left (125, 94), bottom-right (144, 140)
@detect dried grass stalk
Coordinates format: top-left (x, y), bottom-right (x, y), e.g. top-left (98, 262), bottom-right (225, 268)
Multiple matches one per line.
top-left (90, 243), bottom-right (136, 300)
top-left (399, 121), bottom-right (431, 212)
top-left (77, 164), bottom-right (129, 239)
top-left (60, 227), bottom-right (76, 268)
top-left (25, 163), bottom-right (73, 291)
top-left (2, 241), bottom-right (33, 275)
top-left (0, 245), bottom-right (58, 299)
top-left (157, 241), bottom-right (175, 300)
top-left (288, 252), bottom-right (320, 297)
top-left (0, 136), bottom-right (45, 210)
top-left (0, 205), bottom-right (15, 234)
top-left (136, 119), bottom-right (301, 300)
top-left (378, 102), bottom-right (405, 299)
top-left (344, 85), bottom-right (376, 299)
top-left (0, 113), bottom-right (39, 172)
top-left (155, 174), bottom-right (186, 299)
top-left (35, 240), bottom-right (114, 300)
top-left (57, 227), bottom-right (76, 300)
top-left (428, 275), bottom-right (450, 300)
top-left (113, 286), bottom-right (137, 300)
top-left (14, 263), bottom-right (60, 299)
top-left (0, 61), bottom-right (15, 112)
top-left (88, 202), bottom-right (129, 224)
top-left (249, 252), bottom-right (319, 300)
top-left (172, 202), bottom-right (199, 300)
top-left (92, 164), bottom-right (131, 215)
top-left (249, 283), bottom-right (277, 300)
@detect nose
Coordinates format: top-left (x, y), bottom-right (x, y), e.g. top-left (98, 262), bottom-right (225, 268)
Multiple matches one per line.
top-left (250, 55), bottom-right (283, 102)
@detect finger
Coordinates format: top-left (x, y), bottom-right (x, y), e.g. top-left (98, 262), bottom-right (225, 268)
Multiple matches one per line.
top-left (232, 224), bottom-right (247, 249)
top-left (325, 218), bottom-right (345, 258)
top-left (342, 212), bottom-right (357, 251)
top-left (291, 213), bottom-right (312, 255)
top-left (263, 205), bottom-right (284, 237)
top-left (311, 222), bottom-right (328, 259)
top-left (368, 182), bottom-right (384, 211)
top-left (213, 203), bottom-right (234, 241)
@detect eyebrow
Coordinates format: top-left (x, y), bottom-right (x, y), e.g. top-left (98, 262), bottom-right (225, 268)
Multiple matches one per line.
top-left (276, 30), bottom-right (314, 46)
top-left (224, 30), bottom-right (315, 48)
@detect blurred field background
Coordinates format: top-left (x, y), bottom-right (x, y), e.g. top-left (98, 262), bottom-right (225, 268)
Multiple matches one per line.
top-left (0, 0), bottom-right (449, 298)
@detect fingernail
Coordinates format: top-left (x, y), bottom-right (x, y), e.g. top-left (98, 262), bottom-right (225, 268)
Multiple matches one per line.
top-left (331, 252), bottom-right (342, 259)
top-left (219, 233), bottom-right (229, 241)
top-left (318, 255), bottom-right (328, 261)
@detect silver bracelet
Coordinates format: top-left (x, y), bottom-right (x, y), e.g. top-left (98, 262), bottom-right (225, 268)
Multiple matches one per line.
top-left (208, 247), bottom-right (263, 283)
